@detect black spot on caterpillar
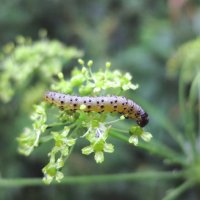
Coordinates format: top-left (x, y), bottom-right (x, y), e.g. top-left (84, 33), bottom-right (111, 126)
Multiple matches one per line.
top-left (44, 91), bottom-right (149, 127)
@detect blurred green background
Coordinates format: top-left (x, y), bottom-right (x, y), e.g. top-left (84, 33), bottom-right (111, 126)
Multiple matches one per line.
top-left (0, 0), bottom-right (199, 199)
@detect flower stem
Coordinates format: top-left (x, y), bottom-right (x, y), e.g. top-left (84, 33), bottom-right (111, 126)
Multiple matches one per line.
top-left (162, 180), bottom-right (194, 200)
top-left (0, 171), bottom-right (184, 187)
top-left (187, 73), bottom-right (200, 153)
top-left (132, 95), bottom-right (186, 154)
top-left (110, 130), bottom-right (186, 165)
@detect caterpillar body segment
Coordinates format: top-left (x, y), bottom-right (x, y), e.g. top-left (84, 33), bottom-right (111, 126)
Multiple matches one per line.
top-left (44, 91), bottom-right (149, 127)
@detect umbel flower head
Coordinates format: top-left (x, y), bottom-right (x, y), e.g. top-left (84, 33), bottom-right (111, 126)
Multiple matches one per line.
top-left (17, 59), bottom-right (151, 184)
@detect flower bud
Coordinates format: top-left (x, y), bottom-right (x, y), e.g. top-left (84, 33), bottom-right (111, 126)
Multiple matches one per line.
top-left (87, 60), bottom-right (93, 67)
top-left (106, 62), bottom-right (111, 68)
top-left (78, 58), bottom-right (84, 65)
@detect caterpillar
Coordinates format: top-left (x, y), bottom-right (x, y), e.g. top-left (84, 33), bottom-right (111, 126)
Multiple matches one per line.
top-left (44, 91), bottom-right (149, 127)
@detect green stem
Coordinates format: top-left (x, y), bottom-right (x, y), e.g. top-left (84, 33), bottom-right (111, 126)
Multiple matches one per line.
top-left (138, 141), bottom-right (186, 165)
top-left (178, 64), bottom-right (187, 125)
top-left (41, 121), bottom-right (78, 143)
top-left (162, 180), bottom-right (194, 200)
top-left (0, 171), bottom-right (184, 187)
top-left (46, 122), bottom-right (71, 129)
top-left (132, 95), bottom-right (186, 155)
top-left (40, 135), bottom-right (53, 143)
top-left (188, 73), bottom-right (200, 150)
top-left (110, 130), bottom-right (186, 165)
top-left (178, 64), bottom-right (197, 157)
top-left (109, 129), bottom-right (129, 142)
top-left (111, 127), bottom-right (128, 134)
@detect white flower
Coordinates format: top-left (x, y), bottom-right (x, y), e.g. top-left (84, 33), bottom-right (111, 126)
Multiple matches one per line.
top-left (129, 135), bottom-right (139, 146)
top-left (141, 132), bottom-right (152, 142)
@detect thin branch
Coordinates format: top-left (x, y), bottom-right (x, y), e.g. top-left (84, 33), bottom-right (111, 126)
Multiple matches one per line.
top-left (131, 95), bottom-right (186, 155)
top-left (110, 130), bottom-right (186, 165)
top-left (188, 73), bottom-right (200, 151)
top-left (0, 171), bottom-right (184, 187)
top-left (46, 122), bottom-right (70, 129)
top-left (162, 180), bottom-right (194, 200)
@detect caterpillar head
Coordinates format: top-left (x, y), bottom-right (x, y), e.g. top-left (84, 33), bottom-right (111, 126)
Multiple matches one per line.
top-left (136, 112), bottom-right (149, 127)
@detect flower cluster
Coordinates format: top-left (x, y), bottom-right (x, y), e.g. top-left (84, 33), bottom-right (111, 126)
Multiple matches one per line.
top-left (51, 59), bottom-right (138, 96)
top-left (167, 37), bottom-right (200, 82)
top-left (128, 126), bottom-right (152, 146)
top-left (17, 103), bottom-right (47, 156)
top-left (81, 122), bottom-right (114, 163)
top-left (0, 33), bottom-right (82, 103)
top-left (17, 59), bottom-right (152, 184)
top-left (42, 126), bottom-right (76, 184)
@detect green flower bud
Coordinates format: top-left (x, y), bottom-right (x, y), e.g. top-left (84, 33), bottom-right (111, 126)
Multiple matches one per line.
top-left (105, 62), bottom-right (111, 68)
top-left (79, 85), bottom-right (93, 95)
top-left (70, 74), bottom-right (85, 86)
top-left (81, 67), bottom-right (87, 74)
top-left (93, 140), bottom-right (104, 151)
top-left (129, 126), bottom-right (143, 136)
top-left (78, 58), bottom-right (84, 65)
top-left (44, 165), bottom-right (57, 176)
top-left (87, 60), bottom-right (93, 67)
top-left (57, 72), bottom-right (64, 79)
top-left (64, 85), bottom-right (73, 94)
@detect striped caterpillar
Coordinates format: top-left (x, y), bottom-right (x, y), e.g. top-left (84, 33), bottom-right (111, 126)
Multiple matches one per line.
top-left (44, 91), bottom-right (149, 127)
